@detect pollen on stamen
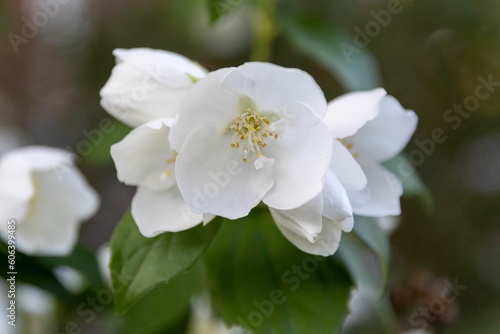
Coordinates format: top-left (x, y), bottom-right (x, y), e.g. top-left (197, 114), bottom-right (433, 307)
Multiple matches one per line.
top-left (228, 109), bottom-right (278, 163)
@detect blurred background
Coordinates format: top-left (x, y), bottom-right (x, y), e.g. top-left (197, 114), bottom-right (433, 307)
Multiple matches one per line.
top-left (1, 0), bottom-right (499, 333)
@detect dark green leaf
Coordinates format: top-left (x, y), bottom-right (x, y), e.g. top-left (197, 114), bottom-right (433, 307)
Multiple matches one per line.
top-left (110, 211), bottom-right (221, 314)
top-left (281, 14), bottom-right (382, 91)
top-left (123, 263), bottom-right (204, 334)
top-left (206, 209), bottom-right (353, 333)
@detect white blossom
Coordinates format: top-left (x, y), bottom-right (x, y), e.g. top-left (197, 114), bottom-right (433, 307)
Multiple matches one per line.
top-left (0, 146), bottom-right (99, 256)
top-left (325, 88), bottom-right (418, 216)
top-left (169, 62), bottom-right (334, 220)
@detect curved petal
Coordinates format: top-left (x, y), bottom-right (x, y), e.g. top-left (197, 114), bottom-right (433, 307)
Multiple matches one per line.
top-left (352, 163), bottom-right (403, 217)
top-left (274, 215), bottom-right (345, 256)
top-left (269, 169), bottom-right (354, 256)
top-left (227, 62), bottom-right (327, 119)
top-left (322, 171), bottom-right (354, 232)
top-left (268, 193), bottom-right (324, 243)
top-left (132, 186), bottom-right (203, 237)
top-left (175, 129), bottom-right (273, 219)
top-left (111, 119), bottom-right (177, 191)
top-left (169, 68), bottom-right (239, 152)
top-left (348, 96), bottom-right (418, 162)
top-left (53, 166), bottom-right (100, 221)
top-left (262, 121), bottom-right (332, 210)
top-left (324, 88), bottom-right (386, 138)
top-left (101, 48), bottom-right (207, 127)
top-left (329, 139), bottom-right (367, 192)
top-left (16, 169), bottom-right (99, 256)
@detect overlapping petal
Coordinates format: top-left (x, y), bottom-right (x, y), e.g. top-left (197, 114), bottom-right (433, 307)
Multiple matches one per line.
top-left (324, 88), bottom-right (386, 138)
top-left (132, 187), bottom-right (203, 237)
top-left (348, 96), bottom-right (418, 162)
top-left (350, 162), bottom-right (403, 217)
top-left (269, 171), bottom-right (354, 256)
top-left (111, 119), bottom-right (176, 191)
top-left (111, 119), bottom-right (206, 235)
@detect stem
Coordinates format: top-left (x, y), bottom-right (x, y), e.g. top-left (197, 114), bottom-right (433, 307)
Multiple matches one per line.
top-left (249, 0), bottom-right (278, 62)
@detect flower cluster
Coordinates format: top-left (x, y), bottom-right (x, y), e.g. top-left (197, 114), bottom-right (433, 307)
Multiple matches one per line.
top-left (101, 48), bottom-right (417, 256)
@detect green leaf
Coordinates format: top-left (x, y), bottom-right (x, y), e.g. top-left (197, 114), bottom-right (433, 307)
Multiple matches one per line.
top-left (281, 14), bottom-right (382, 91)
top-left (110, 211), bottom-right (221, 314)
top-left (337, 216), bottom-right (389, 300)
top-left (123, 263), bottom-right (204, 334)
top-left (208, 0), bottom-right (245, 23)
top-left (206, 209), bottom-right (353, 333)
top-left (383, 154), bottom-right (434, 212)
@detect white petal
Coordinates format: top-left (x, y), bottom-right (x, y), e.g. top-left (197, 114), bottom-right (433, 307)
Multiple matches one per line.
top-left (322, 171), bottom-right (355, 232)
top-left (274, 215), bottom-right (345, 256)
top-left (175, 132), bottom-right (273, 219)
top-left (228, 62), bottom-right (327, 119)
top-left (329, 139), bottom-right (367, 192)
top-left (16, 168), bottom-right (99, 256)
top-left (101, 48), bottom-right (206, 127)
top-left (348, 96), bottom-right (418, 162)
top-left (111, 119), bottom-right (177, 191)
top-left (352, 163), bottom-right (403, 217)
top-left (269, 170), bottom-right (354, 256)
top-left (0, 152), bottom-right (34, 223)
top-left (345, 187), bottom-right (371, 211)
top-left (283, 102), bottom-right (321, 127)
top-left (262, 122), bottom-right (332, 210)
top-left (269, 194), bottom-right (324, 243)
top-left (17, 146), bottom-right (72, 170)
top-left (169, 68), bottom-right (239, 152)
top-left (132, 187), bottom-right (203, 237)
top-left (113, 48), bottom-right (206, 88)
top-left (324, 88), bottom-right (386, 138)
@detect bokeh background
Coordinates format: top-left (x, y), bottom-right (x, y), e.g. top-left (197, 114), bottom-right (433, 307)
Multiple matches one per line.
top-left (1, 0), bottom-right (499, 333)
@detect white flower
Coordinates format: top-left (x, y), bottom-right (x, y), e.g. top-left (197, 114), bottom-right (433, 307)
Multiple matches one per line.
top-left (169, 62), bottom-right (334, 220)
top-left (0, 146), bottom-right (99, 256)
top-left (110, 119), bottom-right (207, 237)
top-left (324, 88), bottom-right (418, 216)
top-left (266, 88), bottom-right (417, 256)
top-left (100, 48), bottom-right (207, 127)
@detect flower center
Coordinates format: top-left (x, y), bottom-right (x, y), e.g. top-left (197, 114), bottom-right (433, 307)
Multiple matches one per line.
top-left (227, 108), bottom-right (278, 163)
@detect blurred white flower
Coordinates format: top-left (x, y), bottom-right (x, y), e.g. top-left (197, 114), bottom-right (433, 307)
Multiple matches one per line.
top-left (53, 266), bottom-right (87, 294)
top-left (111, 119), bottom-right (206, 237)
top-left (100, 48), bottom-right (207, 127)
top-left (170, 62), bottom-right (334, 220)
top-left (0, 146), bottom-right (99, 256)
top-left (96, 243), bottom-right (111, 286)
top-left (325, 88), bottom-right (418, 217)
